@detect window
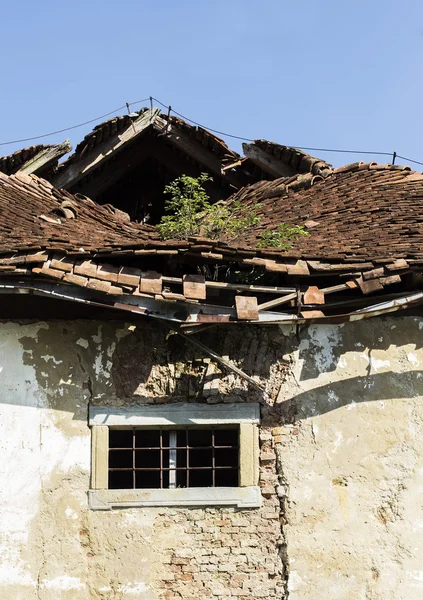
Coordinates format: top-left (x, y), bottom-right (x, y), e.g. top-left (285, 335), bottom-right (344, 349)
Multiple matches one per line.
top-left (89, 403), bottom-right (261, 510)
top-left (108, 427), bottom-right (239, 490)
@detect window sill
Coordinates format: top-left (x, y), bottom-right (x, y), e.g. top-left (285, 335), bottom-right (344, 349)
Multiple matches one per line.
top-left (89, 486), bottom-right (262, 510)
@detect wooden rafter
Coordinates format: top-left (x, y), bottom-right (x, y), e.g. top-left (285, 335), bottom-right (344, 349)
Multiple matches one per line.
top-left (51, 107), bottom-right (246, 192)
top-left (19, 140), bottom-right (72, 176)
top-left (51, 109), bottom-right (161, 189)
top-left (242, 143), bottom-right (297, 178)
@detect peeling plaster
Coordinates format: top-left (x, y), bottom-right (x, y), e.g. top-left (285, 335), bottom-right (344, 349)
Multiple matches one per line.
top-left (0, 317), bottom-right (423, 599)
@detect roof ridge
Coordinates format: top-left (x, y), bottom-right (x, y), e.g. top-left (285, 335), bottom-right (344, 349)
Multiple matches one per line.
top-left (332, 161), bottom-right (414, 174)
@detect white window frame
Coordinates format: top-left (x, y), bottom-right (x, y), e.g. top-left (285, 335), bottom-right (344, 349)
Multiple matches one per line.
top-left (89, 403), bottom-right (261, 510)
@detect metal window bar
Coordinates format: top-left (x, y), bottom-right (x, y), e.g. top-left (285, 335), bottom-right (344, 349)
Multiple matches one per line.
top-left (109, 428), bottom-right (239, 489)
top-left (212, 429), bottom-right (215, 487)
top-left (169, 431), bottom-right (177, 489)
top-left (132, 428), bottom-right (136, 490)
top-left (186, 428), bottom-right (189, 488)
top-left (159, 428), bottom-right (163, 490)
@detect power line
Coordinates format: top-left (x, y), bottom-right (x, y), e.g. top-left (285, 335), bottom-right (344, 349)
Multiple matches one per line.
top-left (396, 154), bottom-right (423, 167)
top-left (151, 97), bottom-right (256, 142)
top-left (284, 146), bottom-right (393, 157)
top-left (0, 98), bottom-right (150, 147)
top-left (0, 95), bottom-right (422, 168)
top-left (152, 97), bottom-right (396, 158)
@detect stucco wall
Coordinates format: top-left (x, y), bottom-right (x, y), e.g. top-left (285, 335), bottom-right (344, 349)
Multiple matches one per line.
top-left (276, 318), bottom-right (423, 600)
top-left (0, 317), bottom-right (422, 599)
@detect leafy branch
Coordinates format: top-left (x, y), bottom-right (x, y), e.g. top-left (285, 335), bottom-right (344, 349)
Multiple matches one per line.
top-left (157, 173), bottom-right (309, 249)
top-left (256, 224), bottom-right (309, 248)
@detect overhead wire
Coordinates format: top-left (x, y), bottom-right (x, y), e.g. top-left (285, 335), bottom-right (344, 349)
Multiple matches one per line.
top-left (151, 97), bottom-right (396, 158)
top-left (151, 96), bottom-right (255, 142)
top-left (0, 95), bottom-right (422, 168)
top-left (395, 155), bottom-right (423, 167)
top-left (0, 98), bottom-right (150, 147)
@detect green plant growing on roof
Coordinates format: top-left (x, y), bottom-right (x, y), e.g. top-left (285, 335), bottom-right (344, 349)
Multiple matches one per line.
top-left (157, 173), bottom-right (309, 249)
top-left (157, 173), bottom-right (261, 241)
top-left (257, 224), bottom-right (309, 248)
top-left (157, 173), bottom-right (212, 240)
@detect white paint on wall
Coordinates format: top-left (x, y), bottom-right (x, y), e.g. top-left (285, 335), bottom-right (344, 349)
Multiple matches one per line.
top-left (408, 353), bottom-right (420, 366)
top-left (118, 582), bottom-right (150, 595)
top-left (39, 576), bottom-right (86, 591)
top-left (369, 357), bottom-right (391, 372)
top-left (0, 323), bottom-right (90, 594)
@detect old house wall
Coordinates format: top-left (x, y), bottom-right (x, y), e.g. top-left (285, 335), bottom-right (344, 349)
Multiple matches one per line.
top-left (276, 318), bottom-right (423, 600)
top-left (0, 317), bottom-right (422, 599)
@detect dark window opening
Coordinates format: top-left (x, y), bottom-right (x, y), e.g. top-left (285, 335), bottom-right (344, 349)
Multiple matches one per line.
top-left (108, 427), bottom-right (239, 490)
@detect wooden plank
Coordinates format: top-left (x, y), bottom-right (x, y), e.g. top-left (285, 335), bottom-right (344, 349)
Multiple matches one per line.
top-left (242, 143), bottom-right (297, 178)
top-left (19, 140), bottom-right (72, 176)
top-left (321, 283), bottom-right (351, 294)
top-left (153, 116), bottom-right (244, 188)
top-left (161, 275), bottom-right (295, 295)
top-left (176, 331), bottom-right (266, 393)
top-left (51, 109), bottom-right (161, 189)
top-left (308, 261), bottom-right (374, 272)
top-left (257, 292), bottom-right (297, 311)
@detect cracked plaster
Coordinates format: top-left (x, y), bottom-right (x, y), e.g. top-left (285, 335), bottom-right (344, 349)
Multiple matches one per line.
top-left (0, 317), bottom-right (422, 598)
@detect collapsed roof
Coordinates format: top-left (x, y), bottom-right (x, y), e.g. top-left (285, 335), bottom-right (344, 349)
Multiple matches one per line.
top-left (0, 141), bottom-right (71, 179)
top-left (0, 107), bottom-right (336, 224)
top-left (0, 107), bottom-right (422, 339)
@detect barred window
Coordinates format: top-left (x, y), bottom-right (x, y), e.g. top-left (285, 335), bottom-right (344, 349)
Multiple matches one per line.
top-left (89, 403), bottom-right (260, 509)
top-left (108, 427), bottom-right (239, 489)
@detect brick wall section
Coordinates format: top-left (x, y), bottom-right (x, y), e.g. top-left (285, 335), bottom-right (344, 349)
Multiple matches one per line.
top-left (153, 426), bottom-right (285, 600)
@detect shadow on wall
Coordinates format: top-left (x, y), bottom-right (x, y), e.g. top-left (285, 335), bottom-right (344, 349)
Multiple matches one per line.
top-left (297, 318), bottom-right (423, 382)
top-left (277, 317), bottom-right (423, 423)
top-left (279, 369), bottom-right (423, 423)
top-left (0, 319), bottom-right (290, 417)
top-left (110, 323), bottom-right (289, 400)
top-left (1, 316), bottom-right (421, 423)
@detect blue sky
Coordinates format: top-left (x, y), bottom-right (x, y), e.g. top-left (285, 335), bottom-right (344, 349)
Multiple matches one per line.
top-left (1, 0), bottom-right (423, 168)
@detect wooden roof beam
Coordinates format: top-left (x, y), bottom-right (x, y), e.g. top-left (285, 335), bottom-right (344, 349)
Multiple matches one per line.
top-left (51, 108), bottom-right (161, 190)
top-left (242, 143), bottom-right (297, 178)
top-left (19, 140), bottom-right (72, 176)
top-left (153, 116), bottom-right (245, 189)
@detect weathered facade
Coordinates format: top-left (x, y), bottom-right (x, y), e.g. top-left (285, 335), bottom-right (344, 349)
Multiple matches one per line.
top-left (1, 108), bottom-right (423, 599)
top-left (1, 317), bottom-right (422, 599)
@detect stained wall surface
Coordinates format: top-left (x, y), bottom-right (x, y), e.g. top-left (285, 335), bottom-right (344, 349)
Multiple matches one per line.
top-left (0, 317), bottom-right (422, 599)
